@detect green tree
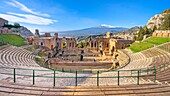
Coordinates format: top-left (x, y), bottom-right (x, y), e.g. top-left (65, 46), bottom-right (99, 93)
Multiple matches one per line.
top-left (136, 27), bottom-right (144, 41)
top-left (35, 29), bottom-right (40, 36)
top-left (162, 9), bottom-right (170, 14)
top-left (13, 23), bottom-right (20, 28)
top-left (145, 27), bottom-right (153, 34)
top-left (152, 25), bottom-right (157, 32)
top-left (78, 41), bottom-right (88, 48)
top-left (133, 35), bottom-right (137, 40)
top-left (159, 14), bottom-right (170, 30)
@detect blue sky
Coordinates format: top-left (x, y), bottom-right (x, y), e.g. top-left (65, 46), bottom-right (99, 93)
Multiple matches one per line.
top-left (0, 0), bottom-right (170, 33)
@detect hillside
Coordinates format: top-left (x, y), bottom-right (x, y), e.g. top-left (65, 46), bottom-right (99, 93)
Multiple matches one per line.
top-left (129, 37), bottom-right (170, 52)
top-left (42, 25), bottom-right (127, 37)
top-left (76, 34), bottom-right (103, 42)
top-left (19, 26), bottom-right (34, 37)
top-left (146, 9), bottom-right (170, 30)
top-left (3, 24), bottom-right (34, 38)
top-left (0, 34), bottom-right (26, 46)
top-left (76, 26), bottom-right (139, 42)
top-left (114, 26), bottom-right (140, 35)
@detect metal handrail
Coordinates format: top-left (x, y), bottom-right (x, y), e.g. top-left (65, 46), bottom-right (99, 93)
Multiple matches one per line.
top-left (0, 66), bottom-right (156, 87)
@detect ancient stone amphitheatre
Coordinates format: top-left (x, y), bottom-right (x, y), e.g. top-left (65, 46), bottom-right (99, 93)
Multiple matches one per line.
top-left (0, 3), bottom-right (170, 96)
top-left (0, 31), bottom-right (170, 95)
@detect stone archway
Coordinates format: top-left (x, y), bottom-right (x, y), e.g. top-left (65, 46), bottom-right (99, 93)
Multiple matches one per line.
top-left (62, 42), bottom-right (67, 48)
top-left (51, 45), bottom-right (53, 50)
top-left (99, 42), bottom-right (103, 50)
top-left (111, 46), bottom-right (115, 55)
top-left (41, 42), bottom-right (43, 46)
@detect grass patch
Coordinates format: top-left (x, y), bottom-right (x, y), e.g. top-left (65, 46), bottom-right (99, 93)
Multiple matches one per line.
top-left (0, 34), bottom-right (26, 46)
top-left (34, 57), bottom-right (48, 68)
top-left (129, 36), bottom-right (170, 52)
top-left (143, 37), bottom-right (170, 45)
top-left (37, 51), bottom-right (46, 57)
top-left (25, 45), bottom-right (39, 52)
top-left (35, 57), bottom-right (42, 64)
top-left (129, 42), bottom-right (153, 52)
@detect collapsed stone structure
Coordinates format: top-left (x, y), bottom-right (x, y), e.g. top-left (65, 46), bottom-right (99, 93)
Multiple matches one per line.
top-left (28, 31), bottom-right (132, 55)
top-left (88, 32), bottom-right (132, 55)
top-left (28, 32), bottom-right (76, 50)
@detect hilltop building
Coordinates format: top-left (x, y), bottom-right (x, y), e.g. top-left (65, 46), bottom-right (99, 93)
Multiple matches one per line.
top-left (0, 17), bottom-right (12, 34)
top-left (0, 18), bottom-right (8, 27)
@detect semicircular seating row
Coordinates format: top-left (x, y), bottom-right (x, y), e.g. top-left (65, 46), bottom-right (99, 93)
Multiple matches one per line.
top-left (0, 45), bottom-right (40, 68)
top-left (1, 81), bottom-right (170, 96)
top-left (123, 42), bottom-right (170, 84)
top-left (122, 42), bottom-right (170, 70)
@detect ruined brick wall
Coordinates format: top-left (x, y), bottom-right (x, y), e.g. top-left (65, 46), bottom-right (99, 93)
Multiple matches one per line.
top-left (88, 38), bottom-right (110, 52)
top-left (152, 30), bottom-right (170, 37)
top-left (0, 18), bottom-right (8, 27)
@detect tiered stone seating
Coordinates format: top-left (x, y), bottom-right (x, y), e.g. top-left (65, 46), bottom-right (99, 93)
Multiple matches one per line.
top-left (150, 54), bottom-right (170, 67)
top-left (130, 52), bottom-right (146, 62)
top-left (123, 58), bottom-right (153, 69)
top-left (0, 82), bottom-right (170, 96)
top-left (142, 48), bottom-right (168, 58)
top-left (154, 68), bottom-right (170, 83)
top-left (0, 46), bottom-right (39, 68)
top-left (158, 42), bottom-right (170, 53)
top-left (137, 42), bottom-right (170, 84)
top-left (120, 52), bottom-right (153, 70)
top-left (0, 42), bottom-right (170, 94)
top-left (124, 42), bottom-right (170, 70)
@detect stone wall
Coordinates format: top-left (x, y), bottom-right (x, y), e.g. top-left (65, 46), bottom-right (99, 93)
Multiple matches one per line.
top-left (88, 36), bottom-right (132, 55)
top-left (56, 38), bottom-right (77, 50)
top-left (0, 28), bottom-right (12, 34)
top-left (152, 30), bottom-right (170, 37)
top-left (32, 33), bottom-right (77, 50)
top-left (88, 38), bottom-right (110, 52)
top-left (0, 18), bottom-right (8, 27)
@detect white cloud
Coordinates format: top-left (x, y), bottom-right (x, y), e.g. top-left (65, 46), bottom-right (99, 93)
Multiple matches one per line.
top-left (6, 0), bottom-right (50, 17)
top-left (100, 24), bottom-right (118, 28)
top-left (0, 12), bottom-right (57, 25)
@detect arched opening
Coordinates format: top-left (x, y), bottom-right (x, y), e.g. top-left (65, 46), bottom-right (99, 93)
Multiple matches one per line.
top-left (62, 42), bottom-right (67, 48)
top-left (111, 46), bottom-right (115, 56)
top-left (94, 42), bottom-right (97, 48)
top-left (112, 46), bottom-right (115, 52)
top-left (107, 43), bottom-right (109, 48)
top-left (51, 45), bottom-right (53, 50)
top-left (99, 42), bottom-right (102, 49)
top-left (69, 43), bottom-right (71, 47)
top-left (72, 42), bottom-right (74, 48)
top-left (91, 42), bottom-right (93, 48)
top-left (115, 62), bottom-right (120, 68)
top-left (41, 42), bottom-right (43, 46)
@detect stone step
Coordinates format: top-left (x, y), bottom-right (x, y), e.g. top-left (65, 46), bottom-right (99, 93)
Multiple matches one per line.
top-left (0, 82), bottom-right (170, 96)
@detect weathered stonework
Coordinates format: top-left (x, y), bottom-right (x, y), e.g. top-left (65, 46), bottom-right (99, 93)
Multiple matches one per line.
top-left (29, 33), bottom-right (76, 50)
top-left (88, 32), bottom-right (132, 55)
top-left (0, 18), bottom-right (8, 27)
top-left (152, 30), bottom-right (170, 37)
